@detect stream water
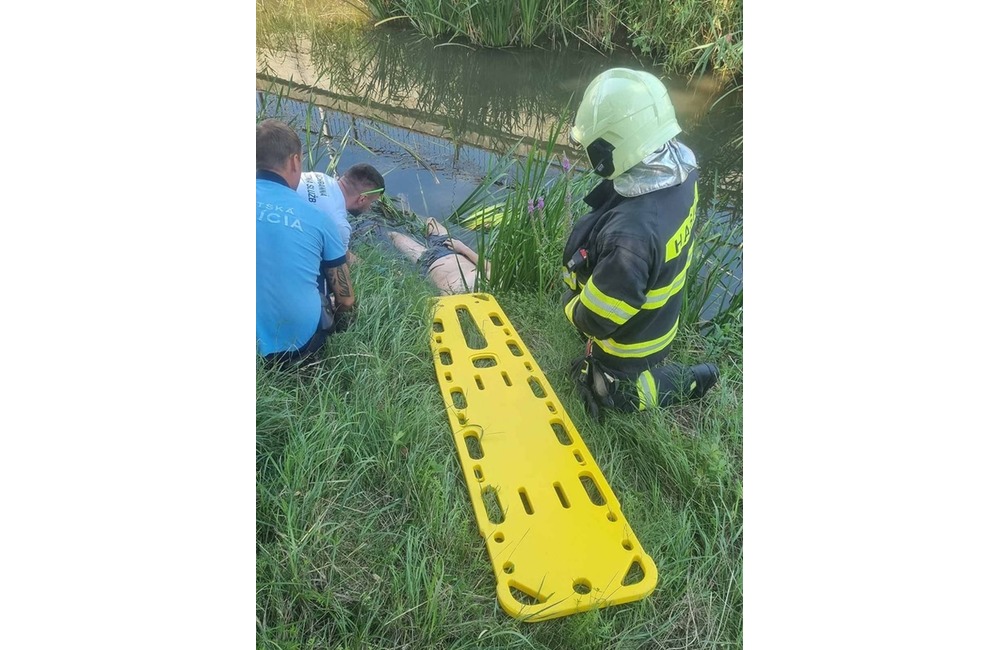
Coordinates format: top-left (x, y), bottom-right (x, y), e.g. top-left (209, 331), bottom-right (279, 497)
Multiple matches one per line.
top-left (257, 21), bottom-right (742, 318)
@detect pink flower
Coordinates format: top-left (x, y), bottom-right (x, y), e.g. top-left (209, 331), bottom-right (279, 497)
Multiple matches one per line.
top-left (561, 155), bottom-right (571, 173)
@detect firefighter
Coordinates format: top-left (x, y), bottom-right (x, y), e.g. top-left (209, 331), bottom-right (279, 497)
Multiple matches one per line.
top-left (561, 68), bottom-right (719, 417)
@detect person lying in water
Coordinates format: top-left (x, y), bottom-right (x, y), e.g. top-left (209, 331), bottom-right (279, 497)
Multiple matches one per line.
top-left (388, 217), bottom-right (491, 295)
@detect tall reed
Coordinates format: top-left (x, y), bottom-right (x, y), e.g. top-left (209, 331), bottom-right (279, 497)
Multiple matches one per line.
top-left (354, 0), bottom-right (743, 78)
top-left (681, 212), bottom-right (743, 332)
top-left (445, 121), bottom-right (582, 295)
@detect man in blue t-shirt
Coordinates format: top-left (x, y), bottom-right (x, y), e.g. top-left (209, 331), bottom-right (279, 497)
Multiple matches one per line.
top-left (256, 119), bottom-right (381, 363)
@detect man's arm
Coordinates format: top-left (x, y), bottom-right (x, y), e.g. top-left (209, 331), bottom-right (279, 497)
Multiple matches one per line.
top-left (323, 261), bottom-right (356, 332)
top-left (450, 238), bottom-right (491, 279)
top-left (324, 262), bottom-right (355, 311)
top-left (564, 246), bottom-right (648, 340)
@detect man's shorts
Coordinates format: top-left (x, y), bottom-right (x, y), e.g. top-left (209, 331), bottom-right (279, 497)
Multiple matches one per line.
top-left (417, 235), bottom-right (455, 276)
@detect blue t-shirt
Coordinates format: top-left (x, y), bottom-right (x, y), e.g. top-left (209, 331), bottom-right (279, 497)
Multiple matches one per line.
top-left (257, 171), bottom-right (347, 355)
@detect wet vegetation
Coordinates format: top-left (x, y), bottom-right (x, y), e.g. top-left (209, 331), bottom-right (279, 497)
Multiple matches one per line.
top-left (361, 0), bottom-right (742, 80)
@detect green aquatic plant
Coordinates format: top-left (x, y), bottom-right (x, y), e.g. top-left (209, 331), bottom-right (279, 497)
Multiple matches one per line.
top-left (441, 120), bottom-right (579, 295)
top-left (350, 0), bottom-right (742, 78)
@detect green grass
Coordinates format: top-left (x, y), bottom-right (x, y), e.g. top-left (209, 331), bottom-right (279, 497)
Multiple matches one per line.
top-left (257, 231), bottom-right (742, 648)
top-left (257, 21), bottom-right (742, 644)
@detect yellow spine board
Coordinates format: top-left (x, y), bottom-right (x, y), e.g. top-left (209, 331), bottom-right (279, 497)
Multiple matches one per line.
top-left (429, 293), bottom-right (658, 621)
top-left (457, 203), bottom-right (506, 230)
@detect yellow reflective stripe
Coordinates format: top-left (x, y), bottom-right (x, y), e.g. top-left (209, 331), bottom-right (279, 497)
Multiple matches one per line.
top-left (580, 279), bottom-right (639, 326)
top-left (563, 293), bottom-right (581, 325)
top-left (635, 370), bottom-right (656, 411)
top-left (665, 183), bottom-right (698, 262)
top-left (643, 253), bottom-right (693, 309)
top-left (562, 267), bottom-right (577, 290)
top-left (593, 319), bottom-right (679, 359)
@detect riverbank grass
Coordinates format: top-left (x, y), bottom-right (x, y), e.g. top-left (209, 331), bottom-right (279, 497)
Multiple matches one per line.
top-left (257, 237), bottom-right (742, 648)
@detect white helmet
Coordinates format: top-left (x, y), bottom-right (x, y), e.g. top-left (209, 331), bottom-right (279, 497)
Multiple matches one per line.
top-left (570, 68), bottom-right (682, 179)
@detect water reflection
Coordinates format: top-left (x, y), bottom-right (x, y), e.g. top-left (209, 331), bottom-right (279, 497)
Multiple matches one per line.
top-left (257, 20), bottom-right (742, 318)
top-left (257, 21), bottom-right (741, 216)
top-left (256, 90), bottom-right (515, 218)
top-left (258, 26), bottom-right (737, 166)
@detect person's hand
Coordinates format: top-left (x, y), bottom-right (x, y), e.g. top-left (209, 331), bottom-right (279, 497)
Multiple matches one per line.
top-left (446, 238), bottom-right (469, 255)
top-left (332, 308), bottom-right (355, 332)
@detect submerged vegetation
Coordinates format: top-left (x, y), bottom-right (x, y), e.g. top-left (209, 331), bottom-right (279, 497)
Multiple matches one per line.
top-left (257, 1), bottom-right (742, 647)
